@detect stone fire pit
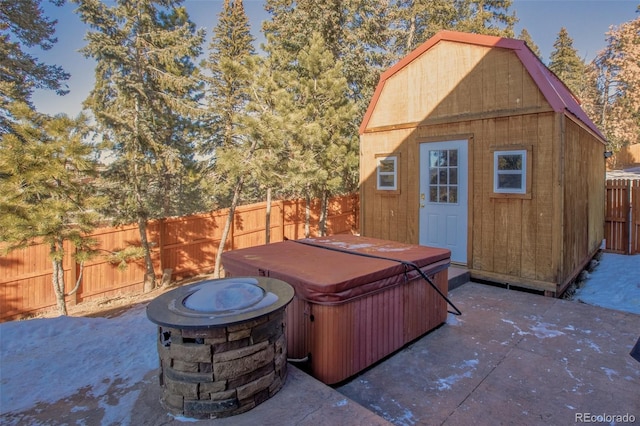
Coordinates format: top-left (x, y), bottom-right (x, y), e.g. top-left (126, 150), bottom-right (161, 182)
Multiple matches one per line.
top-left (146, 276), bottom-right (294, 419)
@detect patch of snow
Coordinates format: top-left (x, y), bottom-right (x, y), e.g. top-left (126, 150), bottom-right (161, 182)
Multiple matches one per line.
top-left (326, 241), bottom-right (375, 250)
top-left (0, 304), bottom-right (158, 420)
top-left (435, 371), bottom-right (474, 391)
top-left (585, 339), bottom-right (603, 354)
top-left (389, 399), bottom-right (417, 426)
top-left (572, 253), bottom-right (640, 315)
top-left (169, 414), bottom-right (200, 423)
top-left (600, 367), bottom-right (619, 382)
top-left (529, 322), bottom-right (565, 339)
top-left (461, 359), bottom-right (479, 368)
top-left (99, 389), bottom-right (142, 426)
top-left (446, 313), bottom-right (462, 325)
top-left (434, 358), bottom-right (478, 391)
top-left (334, 399), bottom-right (348, 407)
top-left (501, 318), bottom-right (530, 337)
top-left (606, 167), bottom-right (640, 180)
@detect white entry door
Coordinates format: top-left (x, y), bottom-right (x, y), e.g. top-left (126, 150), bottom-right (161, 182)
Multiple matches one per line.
top-left (419, 140), bottom-right (468, 264)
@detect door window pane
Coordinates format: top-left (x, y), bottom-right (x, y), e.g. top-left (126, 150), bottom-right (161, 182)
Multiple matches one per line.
top-left (449, 168), bottom-right (458, 184)
top-left (449, 187), bottom-right (458, 203)
top-left (429, 186), bottom-right (438, 202)
top-left (449, 150), bottom-right (458, 166)
top-left (428, 149), bottom-right (459, 204)
top-left (439, 169), bottom-right (448, 184)
top-left (429, 169), bottom-right (438, 185)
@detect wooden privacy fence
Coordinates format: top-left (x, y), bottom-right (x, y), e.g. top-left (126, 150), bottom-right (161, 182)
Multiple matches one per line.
top-left (605, 179), bottom-right (640, 255)
top-left (0, 194), bottom-right (359, 321)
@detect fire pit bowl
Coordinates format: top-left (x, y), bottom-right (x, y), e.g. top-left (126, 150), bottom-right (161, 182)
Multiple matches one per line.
top-left (146, 276), bottom-right (294, 419)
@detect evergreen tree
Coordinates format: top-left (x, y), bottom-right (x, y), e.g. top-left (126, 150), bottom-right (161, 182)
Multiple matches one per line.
top-left (256, 31), bottom-right (358, 236)
top-left (0, 0), bottom-right (69, 134)
top-left (73, 0), bottom-right (205, 292)
top-left (388, 0), bottom-right (516, 59)
top-left (340, 1), bottom-right (396, 115)
top-left (263, 0), bottom-right (517, 118)
top-left (201, 0), bottom-right (255, 179)
top-left (0, 106), bottom-right (104, 315)
top-left (517, 28), bottom-right (541, 59)
top-left (262, 0), bottom-right (365, 233)
top-left (387, 0), bottom-right (458, 58)
top-left (454, 0), bottom-right (517, 37)
top-left (263, 0), bottom-right (389, 118)
top-left (590, 16), bottom-right (640, 157)
top-left (287, 32), bottom-right (358, 236)
top-left (548, 27), bottom-right (586, 96)
top-left (201, 0), bottom-right (257, 277)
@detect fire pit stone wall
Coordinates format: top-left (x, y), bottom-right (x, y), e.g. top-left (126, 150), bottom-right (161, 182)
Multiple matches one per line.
top-left (156, 309), bottom-right (288, 418)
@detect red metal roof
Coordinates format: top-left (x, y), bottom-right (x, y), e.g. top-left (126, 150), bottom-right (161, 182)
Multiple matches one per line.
top-left (360, 30), bottom-right (606, 142)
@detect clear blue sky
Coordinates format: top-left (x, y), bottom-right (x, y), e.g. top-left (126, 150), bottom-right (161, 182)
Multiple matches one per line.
top-left (31, 0), bottom-right (639, 117)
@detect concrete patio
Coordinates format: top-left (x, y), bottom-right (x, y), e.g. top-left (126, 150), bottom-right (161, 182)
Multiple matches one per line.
top-left (129, 269), bottom-right (640, 425)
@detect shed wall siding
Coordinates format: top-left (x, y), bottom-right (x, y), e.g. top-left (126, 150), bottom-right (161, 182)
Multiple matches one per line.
top-left (366, 42), bottom-right (549, 131)
top-left (560, 117), bottom-right (606, 290)
top-left (360, 112), bottom-right (560, 291)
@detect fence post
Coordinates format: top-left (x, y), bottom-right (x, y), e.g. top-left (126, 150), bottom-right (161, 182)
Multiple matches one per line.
top-left (266, 188), bottom-right (272, 244)
top-left (632, 180), bottom-right (639, 254)
top-left (158, 218), bottom-right (165, 276)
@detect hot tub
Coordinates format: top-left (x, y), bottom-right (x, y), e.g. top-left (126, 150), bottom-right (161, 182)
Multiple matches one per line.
top-left (221, 235), bottom-right (451, 384)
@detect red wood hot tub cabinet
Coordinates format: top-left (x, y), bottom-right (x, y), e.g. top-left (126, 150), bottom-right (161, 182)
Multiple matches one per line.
top-left (221, 235), bottom-right (451, 385)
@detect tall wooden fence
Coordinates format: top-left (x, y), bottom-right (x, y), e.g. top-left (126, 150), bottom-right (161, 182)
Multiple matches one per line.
top-left (0, 194), bottom-right (359, 321)
top-left (605, 179), bottom-right (640, 255)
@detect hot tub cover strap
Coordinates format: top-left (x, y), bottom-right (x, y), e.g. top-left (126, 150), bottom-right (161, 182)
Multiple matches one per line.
top-left (292, 239), bottom-right (462, 316)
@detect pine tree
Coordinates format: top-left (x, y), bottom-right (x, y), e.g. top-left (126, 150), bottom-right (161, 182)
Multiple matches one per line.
top-left (201, 0), bottom-right (257, 277)
top-left (454, 0), bottom-right (517, 37)
top-left (548, 27), bottom-right (586, 96)
top-left (73, 0), bottom-right (205, 292)
top-left (0, 0), bottom-right (69, 134)
top-left (388, 0), bottom-right (517, 59)
top-left (262, 1), bottom-right (364, 234)
top-left (289, 32), bottom-right (358, 235)
top-left (590, 16), bottom-right (640, 157)
top-left (517, 28), bottom-right (541, 59)
top-left (339, 1), bottom-right (396, 115)
top-left (388, 0), bottom-right (457, 56)
top-left (257, 31), bottom-right (358, 236)
top-left (263, 0), bottom-right (388, 118)
top-left (0, 106), bottom-right (104, 315)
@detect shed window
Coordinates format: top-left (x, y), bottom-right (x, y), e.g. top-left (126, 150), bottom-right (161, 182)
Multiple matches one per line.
top-left (494, 150), bottom-right (527, 194)
top-left (376, 155), bottom-right (398, 191)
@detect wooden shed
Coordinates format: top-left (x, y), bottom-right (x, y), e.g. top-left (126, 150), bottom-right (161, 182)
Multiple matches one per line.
top-left (359, 30), bottom-right (607, 296)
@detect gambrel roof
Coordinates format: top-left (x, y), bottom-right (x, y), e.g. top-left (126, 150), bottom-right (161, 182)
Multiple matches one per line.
top-left (360, 30), bottom-right (606, 143)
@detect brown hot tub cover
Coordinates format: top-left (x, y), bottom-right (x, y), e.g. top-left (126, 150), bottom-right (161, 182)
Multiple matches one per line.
top-left (221, 235), bottom-right (450, 304)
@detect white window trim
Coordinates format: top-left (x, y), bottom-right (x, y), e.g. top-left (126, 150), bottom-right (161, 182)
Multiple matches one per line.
top-left (494, 150), bottom-right (527, 194)
top-left (377, 155), bottom-right (398, 191)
